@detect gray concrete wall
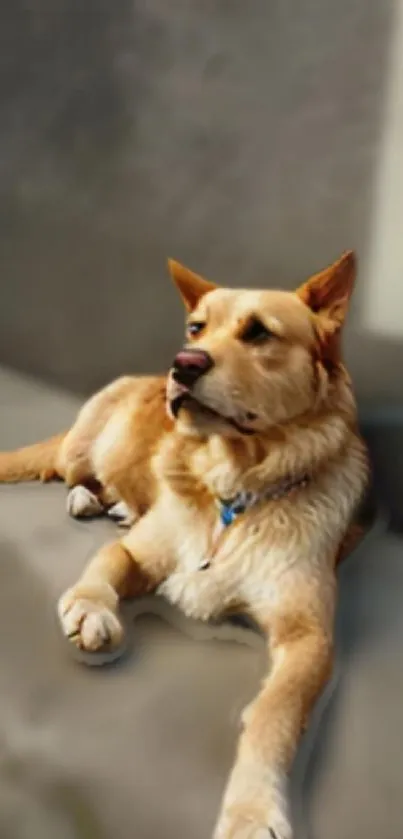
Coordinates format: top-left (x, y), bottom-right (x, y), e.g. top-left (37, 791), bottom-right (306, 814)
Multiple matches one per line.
top-left (0, 0), bottom-right (400, 400)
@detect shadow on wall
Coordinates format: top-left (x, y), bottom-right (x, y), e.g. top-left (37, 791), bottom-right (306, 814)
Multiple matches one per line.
top-left (0, 0), bottom-right (398, 399)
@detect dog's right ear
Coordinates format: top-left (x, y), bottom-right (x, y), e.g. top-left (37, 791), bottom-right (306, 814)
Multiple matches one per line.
top-left (168, 259), bottom-right (217, 312)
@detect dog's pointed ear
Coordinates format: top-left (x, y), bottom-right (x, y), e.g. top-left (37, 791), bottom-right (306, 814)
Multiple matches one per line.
top-left (168, 259), bottom-right (217, 312)
top-left (296, 250), bottom-right (357, 327)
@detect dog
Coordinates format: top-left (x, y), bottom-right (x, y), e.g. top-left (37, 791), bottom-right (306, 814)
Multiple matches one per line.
top-left (0, 251), bottom-right (368, 839)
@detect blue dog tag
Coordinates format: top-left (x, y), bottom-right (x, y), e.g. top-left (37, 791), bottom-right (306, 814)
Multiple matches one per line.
top-left (220, 504), bottom-right (236, 528)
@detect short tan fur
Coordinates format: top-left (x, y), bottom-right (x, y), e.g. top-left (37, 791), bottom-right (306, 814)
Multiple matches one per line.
top-left (0, 251), bottom-right (368, 839)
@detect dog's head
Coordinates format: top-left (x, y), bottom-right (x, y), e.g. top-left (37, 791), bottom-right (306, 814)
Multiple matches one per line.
top-left (167, 252), bottom-right (356, 437)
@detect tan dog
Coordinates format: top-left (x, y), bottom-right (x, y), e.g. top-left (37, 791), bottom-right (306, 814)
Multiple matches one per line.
top-left (0, 252), bottom-right (368, 839)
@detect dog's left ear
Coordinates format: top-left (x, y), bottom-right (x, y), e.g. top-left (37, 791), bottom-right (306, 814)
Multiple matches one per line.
top-left (296, 251), bottom-right (357, 369)
top-left (296, 250), bottom-right (357, 327)
top-left (168, 259), bottom-right (217, 312)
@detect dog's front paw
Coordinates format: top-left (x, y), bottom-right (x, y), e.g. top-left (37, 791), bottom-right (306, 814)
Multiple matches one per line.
top-left (57, 587), bottom-right (124, 653)
top-left (214, 765), bottom-right (292, 839)
top-left (214, 804), bottom-right (292, 839)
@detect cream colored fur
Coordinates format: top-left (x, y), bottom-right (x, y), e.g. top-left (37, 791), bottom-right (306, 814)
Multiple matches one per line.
top-left (0, 252), bottom-right (369, 839)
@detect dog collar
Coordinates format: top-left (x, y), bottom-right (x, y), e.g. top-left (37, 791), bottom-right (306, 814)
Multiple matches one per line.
top-left (198, 473), bottom-right (310, 571)
top-left (217, 473), bottom-right (310, 528)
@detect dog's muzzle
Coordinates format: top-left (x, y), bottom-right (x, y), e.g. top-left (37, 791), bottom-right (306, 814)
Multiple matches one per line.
top-left (171, 348), bottom-right (213, 389)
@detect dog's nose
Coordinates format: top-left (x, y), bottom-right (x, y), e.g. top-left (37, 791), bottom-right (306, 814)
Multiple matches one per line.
top-left (172, 349), bottom-right (213, 387)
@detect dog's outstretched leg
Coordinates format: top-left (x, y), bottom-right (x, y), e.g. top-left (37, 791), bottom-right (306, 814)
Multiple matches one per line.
top-left (214, 576), bottom-right (335, 839)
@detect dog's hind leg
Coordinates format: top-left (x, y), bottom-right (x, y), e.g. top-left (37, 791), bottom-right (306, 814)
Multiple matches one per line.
top-left (66, 485), bottom-right (105, 519)
top-left (66, 479), bottom-right (123, 521)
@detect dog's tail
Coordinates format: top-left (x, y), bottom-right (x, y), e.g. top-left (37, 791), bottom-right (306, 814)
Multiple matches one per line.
top-left (0, 433), bottom-right (66, 483)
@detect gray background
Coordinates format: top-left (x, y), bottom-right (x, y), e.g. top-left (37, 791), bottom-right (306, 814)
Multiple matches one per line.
top-left (1, 0), bottom-right (401, 400)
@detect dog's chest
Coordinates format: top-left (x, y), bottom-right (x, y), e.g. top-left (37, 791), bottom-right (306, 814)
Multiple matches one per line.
top-left (157, 498), bottom-right (296, 621)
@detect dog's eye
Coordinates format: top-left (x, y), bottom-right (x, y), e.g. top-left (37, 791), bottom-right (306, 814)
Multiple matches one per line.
top-left (187, 321), bottom-right (205, 337)
top-left (240, 317), bottom-right (273, 344)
